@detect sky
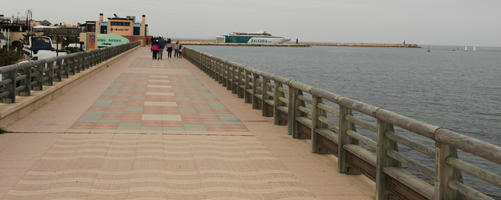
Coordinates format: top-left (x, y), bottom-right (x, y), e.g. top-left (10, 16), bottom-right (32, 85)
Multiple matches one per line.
top-left (2, 0), bottom-right (501, 46)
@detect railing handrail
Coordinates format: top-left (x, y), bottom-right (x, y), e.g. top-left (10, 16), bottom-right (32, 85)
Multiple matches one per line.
top-left (0, 41), bottom-right (141, 104)
top-left (0, 42), bottom-right (139, 73)
top-left (183, 47), bottom-right (501, 200)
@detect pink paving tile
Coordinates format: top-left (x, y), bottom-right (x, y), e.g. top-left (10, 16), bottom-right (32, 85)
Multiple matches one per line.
top-left (143, 107), bottom-right (180, 114)
top-left (205, 124), bottom-right (249, 132)
top-left (145, 96), bottom-right (176, 102)
top-left (126, 100), bottom-right (145, 107)
top-left (141, 120), bottom-right (164, 127)
top-left (163, 121), bottom-right (184, 127)
top-left (88, 107), bottom-right (126, 112)
top-left (200, 115), bottom-right (221, 122)
top-left (101, 113), bottom-right (123, 120)
top-left (130, 91), bottom-right (147, 96)
top-left (197, 109), bottom-right (232, 114)
top-left (111, 101), bottom-right (128, 106)
top-left (147, 88), bottom-right (173, 93)
top-left (99, 95), bottom-right (129, 100)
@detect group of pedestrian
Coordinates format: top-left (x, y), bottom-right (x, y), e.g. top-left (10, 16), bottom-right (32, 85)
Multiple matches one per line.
top-left (150, 37), bottom-right (183, 60)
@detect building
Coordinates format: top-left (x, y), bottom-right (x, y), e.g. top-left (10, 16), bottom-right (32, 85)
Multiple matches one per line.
top-left (0, 17), bottom-right (29, 49)
top-left (79, 13), bottom-right (151, 50)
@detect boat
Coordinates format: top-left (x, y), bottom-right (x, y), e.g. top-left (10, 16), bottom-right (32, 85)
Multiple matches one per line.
top-left (473, 46), bottom-right (477, 51)
top-left (464, 46), bottom-right (468, 51)
top-left (216, 31), bottom-right (291, 44)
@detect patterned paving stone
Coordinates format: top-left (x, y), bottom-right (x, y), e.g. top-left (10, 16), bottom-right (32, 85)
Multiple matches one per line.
top-left (141, 114), bottom-right (182, 121)
top-left (147, 85), bottom-right (172, 89)
top-left (146, 92), bottom-right (174, 96)
top-left (70, 73), bottom-right (248, 132)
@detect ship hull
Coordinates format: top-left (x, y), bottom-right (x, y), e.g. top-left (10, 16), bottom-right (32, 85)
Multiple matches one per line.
top-left (220, 35), bottom-right (290, 44)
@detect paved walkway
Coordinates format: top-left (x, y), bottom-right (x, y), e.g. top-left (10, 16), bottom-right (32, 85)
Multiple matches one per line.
top-left (0, 47), bottom-right (375, 200)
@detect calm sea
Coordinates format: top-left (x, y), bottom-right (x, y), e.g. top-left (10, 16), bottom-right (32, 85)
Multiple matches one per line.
top-left (189, 45), bottom-right (501, 197)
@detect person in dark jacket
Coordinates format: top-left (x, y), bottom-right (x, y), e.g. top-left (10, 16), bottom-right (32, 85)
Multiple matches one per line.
top-left (157, 37), bottom-right (166, 60)
top-left (166, 39), bottom-right (173, 58)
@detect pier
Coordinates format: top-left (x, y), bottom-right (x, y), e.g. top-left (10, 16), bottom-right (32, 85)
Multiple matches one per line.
top-left (0, 42), bottom-right (499, 200)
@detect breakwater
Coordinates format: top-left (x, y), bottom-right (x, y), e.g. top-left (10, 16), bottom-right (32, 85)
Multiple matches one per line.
top-left (303, 42), bottom-right (421, 48)
top-left (183, 47), bottom-right (501, 200)
top-left (179, 40), bottom-right (420, 48)
top-left (179, 40), bottom-right (310, 47)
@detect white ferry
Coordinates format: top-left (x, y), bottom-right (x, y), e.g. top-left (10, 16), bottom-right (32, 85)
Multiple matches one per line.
top-left (216, 31), bottom-right (290, 44)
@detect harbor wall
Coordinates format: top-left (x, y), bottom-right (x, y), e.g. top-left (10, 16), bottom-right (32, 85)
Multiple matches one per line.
top-left (175, 40), bottom-right (420, 48)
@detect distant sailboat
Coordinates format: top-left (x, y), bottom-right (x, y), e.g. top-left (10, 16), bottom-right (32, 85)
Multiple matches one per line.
top-left (464, 46), bottom-right (468, 51)
top-left (473, 46), bottom-right (477, 51)
top-left (426, 46), bottom-right (431, 53)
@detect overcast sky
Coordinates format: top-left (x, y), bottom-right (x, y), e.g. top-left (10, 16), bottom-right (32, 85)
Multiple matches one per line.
top-left (3, 0), bottom-right (501, 46)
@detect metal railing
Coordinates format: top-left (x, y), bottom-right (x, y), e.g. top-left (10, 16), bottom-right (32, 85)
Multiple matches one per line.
top-left (184, 47), bottom-right (501, 200)
top-left (0, 41), bottom-right (140, 103)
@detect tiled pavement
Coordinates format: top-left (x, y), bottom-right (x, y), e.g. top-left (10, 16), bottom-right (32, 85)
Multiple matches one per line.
top-left (2, 134), bottom-right (316, 200)
top-left (0, 48), bottom-right (375, 200)
top-left (70, 73), bottom-right (248, 132)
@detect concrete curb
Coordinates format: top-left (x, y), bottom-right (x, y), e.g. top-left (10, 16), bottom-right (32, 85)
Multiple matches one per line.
top-left (0, 46), bottom-right (140, 129)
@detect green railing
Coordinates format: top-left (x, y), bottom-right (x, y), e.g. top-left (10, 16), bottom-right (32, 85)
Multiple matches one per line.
top-left (0, 41), bottom-right (140, 103)
top-left (184, 47), bottom-right (501, 200)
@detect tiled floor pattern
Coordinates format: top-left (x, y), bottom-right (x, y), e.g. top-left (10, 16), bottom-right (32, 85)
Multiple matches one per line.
top-left (129, 57), bottom-right (153, 68)
top-left (70, 73), bottom-right (248, 132)
top-left (2, 135), bottom-right (317, 200)
top-left (130, 56), bottom-right (184, 68)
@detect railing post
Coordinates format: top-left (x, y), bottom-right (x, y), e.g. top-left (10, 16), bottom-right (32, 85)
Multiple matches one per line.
top-left (216, 60), bottom-right (219, 81)
top-left (232, 65), bottom-right (238, 94)
top-left (262, 77), bottom-right (271, 117)
top-left (226, 64), bottom-right (232, 90)
top-left (287, 86), bottom-right (297, 136)
top-left (273, 81), bottom-right (284, 125)
top-left (47, 61), bottom-right (54, 86)
top-left (7, 71), bottom-right (17, 103)
top-left (62, 58), bottom-right (69, 78)
top-left (237, 67), bottom-right (244, 98)
top-left (375, 120), bottom-right (400, 200)
top-left (35, 64), bottom-right (44, 90)
top-left (293, 90), bottom-right (306, 139)
top-left (56, 59), bottom-right (63, 81)
top-left (244, 70), bottom-right (251, 103)
top-left (76, 54), bottom-right (82, 73)
top-left (70, 56), bottom-right (76, 75)
top-left (22, 65), bottom-right (32, 96)
top-left (435, 141), bottom-right (463, 200)
top-left (338, 106), bottom-right (360, 173)
top-left (312, 96), bottom-right (327, 153)
top-left (251, 74), bottom-right (258, 109)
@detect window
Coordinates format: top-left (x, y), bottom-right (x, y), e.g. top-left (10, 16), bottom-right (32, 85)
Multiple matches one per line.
top-left (100, 26), bottom-right (107, 34)
top-left (86, 24), bottom-right (95, 32)
top-left (133, 27), bottom-right (140, 35)
top-left (110, 22), bottom-right (130, 26)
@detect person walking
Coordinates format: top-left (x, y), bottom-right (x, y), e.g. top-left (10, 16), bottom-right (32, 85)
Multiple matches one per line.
top-left (157, 37), bottom-right (166, 60)
top-left (151, 43), bottom-right (159, 60)
top-left (178, 44), bottom-right (183, 58)
top-left (174, 41), bottom-right (180, 58)
top-left (166, 39), bottom-right (173, 58)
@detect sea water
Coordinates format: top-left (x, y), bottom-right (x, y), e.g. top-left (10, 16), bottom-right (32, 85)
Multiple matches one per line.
top-left (190, 45), bottom-right (501, 198)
